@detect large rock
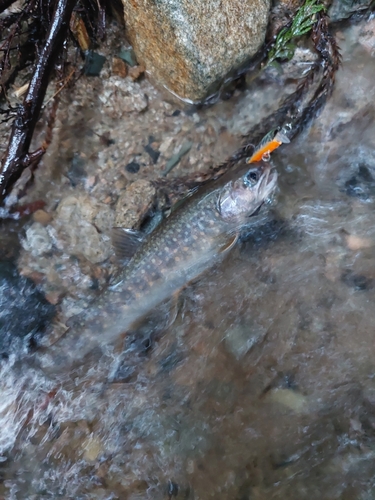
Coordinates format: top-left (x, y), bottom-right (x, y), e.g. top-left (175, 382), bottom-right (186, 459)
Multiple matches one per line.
top-left (121, 0), bottom-right (271, 102)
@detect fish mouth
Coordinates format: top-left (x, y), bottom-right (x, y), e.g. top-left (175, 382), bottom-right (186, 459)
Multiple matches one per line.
top-left (257, 165), bottom-right (278, 199)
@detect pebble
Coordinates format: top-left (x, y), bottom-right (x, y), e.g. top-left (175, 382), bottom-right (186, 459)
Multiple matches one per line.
top-left (345, 234), bottom-right (374, 251)
top-left (84, 175), bottom-right (97, 191)
top-left (32, 209), bottom-right (53, 225)
top-left (112, 56), bottom-right (128, 77)
top-left (128, 64), bottom-right (145, 81)
top-left (21, 223), bottom-right (53, 257)
top-left (265, 388), bottom-right (308, 414)
top-left (159, 136), bottom-right (174, 155)
top-left (82, 436), bottom-right (103, 462)
top-left (125, 161), bottom-right (140, 173)
top-left (115, 180), bottom-right (156, 228)
top-left (55, 195), bottom-right (114, 263)
top-left (224, 323), bottom-right (267, 360)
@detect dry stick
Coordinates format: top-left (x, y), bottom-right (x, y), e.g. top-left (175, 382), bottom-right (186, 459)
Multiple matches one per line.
top-left (0, 0), bottom-right (77, 205)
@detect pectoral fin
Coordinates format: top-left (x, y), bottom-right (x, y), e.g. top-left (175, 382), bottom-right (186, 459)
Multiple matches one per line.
top-left (219, 233), bottom-right (239, 253)
top-left (111, 227), bottom-right (144, 261)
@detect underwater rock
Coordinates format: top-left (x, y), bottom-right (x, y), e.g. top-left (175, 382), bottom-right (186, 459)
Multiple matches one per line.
top-left (55, 195), bottom-right (114, 264)
top-left (224, 323), bottom-right (267, 360)
top-left (121, 0), bottom-right (270, 101)
top-left (115, 180), bottom-right (156, 228)
top-left (329, 0), bottom-right (373, 21)
top-left (343, 164), bottom-right (375, 201)
top-left (21, 222), bottom-right (53, 257)
top-left (0, 261), bottom-right (55, 356)
top-left (341, 270), bottom-right (373, 291)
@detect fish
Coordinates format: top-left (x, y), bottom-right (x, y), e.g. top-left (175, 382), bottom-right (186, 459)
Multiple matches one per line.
top-left (247, 128), bottom-right (290, 164)
top-left (38, 159), bottom-right (277, 375)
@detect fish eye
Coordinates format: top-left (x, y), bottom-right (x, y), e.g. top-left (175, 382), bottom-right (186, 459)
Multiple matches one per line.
top-left (244, 169), bottom-right (260, 187)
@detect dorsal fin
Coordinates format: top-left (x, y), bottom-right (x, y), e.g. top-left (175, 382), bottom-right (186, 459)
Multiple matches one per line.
top-left (111, 227), bottom-right (144, 261)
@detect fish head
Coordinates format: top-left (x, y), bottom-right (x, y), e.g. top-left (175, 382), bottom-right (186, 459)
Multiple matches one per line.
top-left (217, 161), bottom-right (277, 222)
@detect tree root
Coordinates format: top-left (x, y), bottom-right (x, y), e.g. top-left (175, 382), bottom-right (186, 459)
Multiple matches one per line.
top-left (0, 0), bottom-right (77, 205)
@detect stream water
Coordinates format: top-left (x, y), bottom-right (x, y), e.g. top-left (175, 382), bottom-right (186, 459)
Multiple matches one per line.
top-left (1, 18), bottom-right (375, 500)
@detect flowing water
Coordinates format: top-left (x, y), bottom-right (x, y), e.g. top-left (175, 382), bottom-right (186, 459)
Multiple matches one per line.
top-left (1, 19), bottom-right (375, 500)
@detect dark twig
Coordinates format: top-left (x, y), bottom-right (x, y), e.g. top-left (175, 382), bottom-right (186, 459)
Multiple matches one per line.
top-left (286, 10), bottom-right (341, 139)
top-left (0, 0), bottom-right (78, 205)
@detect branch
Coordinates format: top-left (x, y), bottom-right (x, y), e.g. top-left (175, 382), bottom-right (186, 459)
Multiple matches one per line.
top-left (0, 0), bottom-right (78, 205)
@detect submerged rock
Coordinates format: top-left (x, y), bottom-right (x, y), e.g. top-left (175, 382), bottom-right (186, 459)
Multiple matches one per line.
top-left (55, 194), bottom-right (114, 264)
top-left (21, 222), bottom-right (53, 257)
top-left (115, 180), bottom-right (156, 228)
top-left (329, 0), bottom-right (373, 21)
top-left (0, 261), bottom-right (55, 356)
top-left (121, 0), bottom-right (270, 101)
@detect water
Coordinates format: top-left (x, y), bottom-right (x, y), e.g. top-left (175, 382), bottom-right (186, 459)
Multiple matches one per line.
top-left (1, 19), bottom-right (375, 500)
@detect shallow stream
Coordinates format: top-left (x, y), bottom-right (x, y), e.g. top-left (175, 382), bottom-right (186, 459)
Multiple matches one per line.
top-left (1, 17), bottom-right (375, 500)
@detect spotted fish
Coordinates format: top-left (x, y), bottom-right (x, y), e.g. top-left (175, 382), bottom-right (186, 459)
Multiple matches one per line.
top-left (40, 159), bottom-right (278, 373)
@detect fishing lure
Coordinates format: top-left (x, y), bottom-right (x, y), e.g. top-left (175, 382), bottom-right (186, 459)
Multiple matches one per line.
top-left (247, 128), bottom-right (290, 164)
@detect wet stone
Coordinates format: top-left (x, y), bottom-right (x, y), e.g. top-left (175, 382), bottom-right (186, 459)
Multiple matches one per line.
top-left (112, 57), bottom-right (128, 78)
top-left (0, 260), bottom-right (55, 355)
top-left (125, 161), bottom-right (140, 174)
top-left (341, 270), bottom-right (373, 291)
top-left (21, 222), bottom-right (52, 257)
top-left (67, 154), bottom-right (87, 187)
top-left (224, 322), bottom-right (267, 360)
top-left (329, 0), bottom-right (373, 21)
top-left (144, 143), bottom-right (160, 164)
top-left (84, 51), bottom-right (106, 77)
top-left (343, 164), bottom-right (375, 200)
top-left (115, 180), bottom-right (156, 228)
top-left (54, 194), bottom-right (114, 263)
top-left (121, 0), bottom-right (270, 101)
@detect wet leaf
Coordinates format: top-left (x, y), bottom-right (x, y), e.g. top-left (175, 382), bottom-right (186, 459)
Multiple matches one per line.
top-left (162, 140), bottom-right (193, 176)
top-left (84, 51), bottom-right (106, 76)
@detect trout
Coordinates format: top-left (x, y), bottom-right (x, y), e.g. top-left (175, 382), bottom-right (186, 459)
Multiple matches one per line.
top-left (39, 159), bottom-right (277, 374)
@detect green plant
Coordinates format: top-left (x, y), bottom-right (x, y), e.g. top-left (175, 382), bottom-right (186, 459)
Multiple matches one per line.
top-left (266, 0), bottom-right (326, 68)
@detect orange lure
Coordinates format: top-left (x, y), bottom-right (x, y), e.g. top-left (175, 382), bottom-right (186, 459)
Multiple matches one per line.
top-left (247, 128), bottom-right (290, 164)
